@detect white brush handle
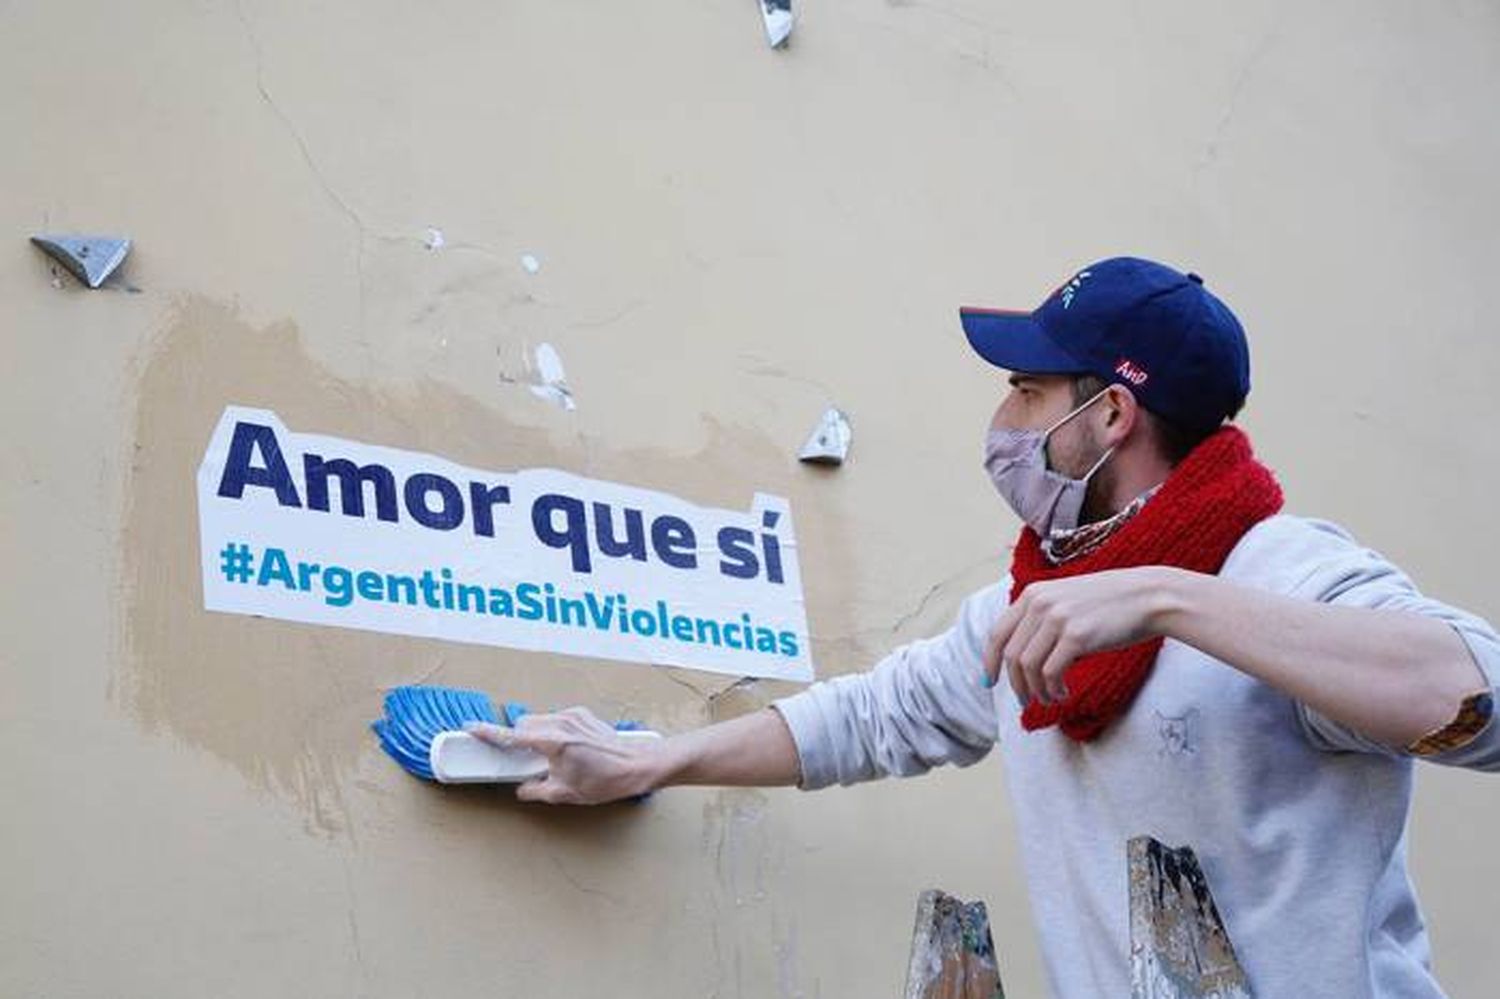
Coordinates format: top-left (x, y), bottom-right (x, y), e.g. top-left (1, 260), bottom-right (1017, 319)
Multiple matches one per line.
top-left (429, 729), bottom-right (662, 784)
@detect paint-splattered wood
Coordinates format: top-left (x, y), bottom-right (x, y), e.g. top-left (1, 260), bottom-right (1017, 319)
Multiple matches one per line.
top-left (1128, 836), bottom-right (1253, 998)
top-left (903, 889), bottom-right (1005, 999)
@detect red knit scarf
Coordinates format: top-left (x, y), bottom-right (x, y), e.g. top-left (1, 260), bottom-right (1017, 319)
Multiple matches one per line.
top-left (1009, 426), bottom-right (1284, 741)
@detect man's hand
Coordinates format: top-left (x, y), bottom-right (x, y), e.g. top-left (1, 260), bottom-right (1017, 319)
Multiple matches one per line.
top-left (467, 704), bottom-right (803, 805)
top-left (983, 566), bottom-right (1179, 705)
top-left (466, 707), bottom-right (661, 805)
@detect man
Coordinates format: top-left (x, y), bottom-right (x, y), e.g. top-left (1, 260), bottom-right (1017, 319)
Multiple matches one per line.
top-left (469, 257), bottom-right (1500, 997)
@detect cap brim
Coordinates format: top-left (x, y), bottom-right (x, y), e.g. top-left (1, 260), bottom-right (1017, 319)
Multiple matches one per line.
top-left (959, 307), bottom-right (1086, 374)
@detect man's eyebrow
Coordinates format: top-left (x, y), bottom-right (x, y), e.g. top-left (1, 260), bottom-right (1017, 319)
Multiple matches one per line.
top-left (1008, 374), bottom-right (1036, 388)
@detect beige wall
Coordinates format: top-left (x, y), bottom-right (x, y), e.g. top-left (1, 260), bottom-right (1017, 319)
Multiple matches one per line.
top-left (3, 1), bottom-right (1498, 996)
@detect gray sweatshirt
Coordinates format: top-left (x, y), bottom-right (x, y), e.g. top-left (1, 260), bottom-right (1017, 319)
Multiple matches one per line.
top-left (772, 515), bottom-right (1500, 999)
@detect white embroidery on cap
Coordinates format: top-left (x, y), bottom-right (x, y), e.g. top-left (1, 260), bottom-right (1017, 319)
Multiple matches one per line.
top-left (1060, 270), bottom-right (1092, 309)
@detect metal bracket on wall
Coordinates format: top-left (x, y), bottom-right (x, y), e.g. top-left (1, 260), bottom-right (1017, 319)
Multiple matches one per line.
top-left (759, 0), bottom-right (793, 48)
top-left (30, 234), bottom-right (132, 289)
top-left (798, 406), bottom-right (851, 465)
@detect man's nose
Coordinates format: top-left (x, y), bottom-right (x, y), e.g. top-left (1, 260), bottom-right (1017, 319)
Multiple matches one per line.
top-left (990, 395), bottom-right (1019, 431)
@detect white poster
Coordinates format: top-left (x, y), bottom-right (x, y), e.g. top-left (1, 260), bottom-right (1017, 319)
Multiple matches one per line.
top-left (197, 407), bottom-right (813, 682)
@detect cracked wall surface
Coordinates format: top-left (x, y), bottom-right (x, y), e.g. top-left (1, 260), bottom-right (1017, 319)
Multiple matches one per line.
top-left (3, 1), bottom-right (1500, 996)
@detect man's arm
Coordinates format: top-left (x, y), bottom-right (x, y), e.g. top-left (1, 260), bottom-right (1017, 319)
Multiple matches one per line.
top-left (468, 706), bottom-right (801, 805)
top-left (1157, 570), bottom-right (1486, 747)
top-left (472, 583), bottom-right (1007, 804)
top-left (986, 561), bottom-right (1498, 758)
top-left (654, 708), bottom-right (804, 787)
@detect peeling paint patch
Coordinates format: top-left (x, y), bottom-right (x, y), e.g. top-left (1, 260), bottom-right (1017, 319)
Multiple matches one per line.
top-left (528, 341), bottom-right (575, 410)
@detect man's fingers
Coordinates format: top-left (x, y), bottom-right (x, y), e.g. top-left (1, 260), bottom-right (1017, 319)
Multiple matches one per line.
top-left (1038, 636), bottom-right (1079, 704)
top-left (463, 721), bottom-right (515, 746)
top-left (515, 778), bottom-right (568, 804)
top-left (1001, 606), bottom-right (1046, 689)
top-left (1006, 655), bottom-right (1027, 706)
top-left (560, 705), bottom-right (605, 726)
top-left (519, 709), bottom-right (604, 739)
top-left (561, 706), bottom-right (618, 739)
top-left (982, 628), bottom-right (1003, 686)
top-left (465, 718), bottom-right (563, 755)
top-left (1017, 619), bottom-right (1062, 706)
top-left (984, 601), bottom-right (1024, 685)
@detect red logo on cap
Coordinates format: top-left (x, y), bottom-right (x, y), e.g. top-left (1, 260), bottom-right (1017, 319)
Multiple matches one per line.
top-left (1115, 358), bottom-right (1149, 386)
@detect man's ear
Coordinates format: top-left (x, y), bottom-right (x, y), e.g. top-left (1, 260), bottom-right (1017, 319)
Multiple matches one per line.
top-left (1101, 383), bottom-right (1139, 444)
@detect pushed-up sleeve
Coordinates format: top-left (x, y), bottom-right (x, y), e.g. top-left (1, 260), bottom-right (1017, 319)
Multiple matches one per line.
top-left (1288, 521), bottom-right (1500, 771)
top-left (772, 583), bottom-right (1006, 790)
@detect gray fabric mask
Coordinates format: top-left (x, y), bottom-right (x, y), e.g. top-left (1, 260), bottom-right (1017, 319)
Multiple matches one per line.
top-left (983, 387), bottom-right (1115, 536)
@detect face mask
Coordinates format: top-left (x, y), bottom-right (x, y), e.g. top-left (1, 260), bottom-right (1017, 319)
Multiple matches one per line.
top-left (984, 386), bottom-right (1115, 536)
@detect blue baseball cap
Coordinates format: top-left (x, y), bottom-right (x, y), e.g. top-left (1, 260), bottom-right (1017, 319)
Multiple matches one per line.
top-left (959, 257), bottom-right (1251, 433)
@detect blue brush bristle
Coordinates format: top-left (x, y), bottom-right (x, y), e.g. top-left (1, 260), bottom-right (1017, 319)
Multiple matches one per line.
top-left (373, 685), bottom-right (653, 786)
top-left (372, 685), bottom-right (502, 781)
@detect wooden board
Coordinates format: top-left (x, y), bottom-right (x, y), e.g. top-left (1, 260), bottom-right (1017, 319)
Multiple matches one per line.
top-left (904, 889), bottom-right (1006, 999)
top-left (1128, 837), bottom-right (1252, 998)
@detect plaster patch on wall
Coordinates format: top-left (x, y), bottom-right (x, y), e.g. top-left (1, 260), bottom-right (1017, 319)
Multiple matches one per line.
top-left (701, 788), bottom-right (792, 997)
top-left (706, 788), bottom-right (771, 907)
top-left (774, 910), bottom-right (806, 999)
top-left (117, 298), bottom-right (858, 833)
